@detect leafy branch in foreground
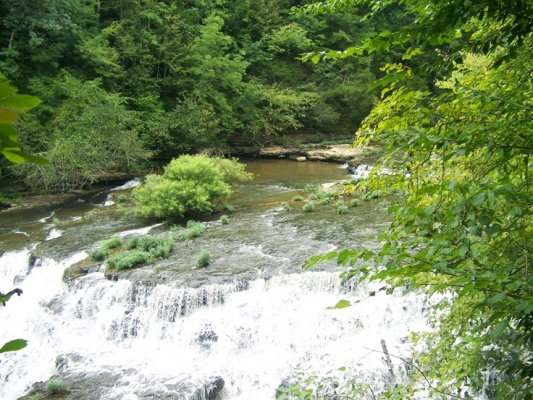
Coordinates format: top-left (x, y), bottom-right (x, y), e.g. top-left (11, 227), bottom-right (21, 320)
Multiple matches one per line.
top-left (302, 1), bottom-right (532, 398)
top-left (0, 289), bottom-right (27, 354)
top-left (0, 72), bottom-right (46, 164)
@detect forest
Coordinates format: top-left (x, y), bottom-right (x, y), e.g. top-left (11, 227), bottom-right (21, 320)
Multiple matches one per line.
top-left (0, 0), bottom-right (532, 399)
top-left (0, 0), bottom-right (398, 193)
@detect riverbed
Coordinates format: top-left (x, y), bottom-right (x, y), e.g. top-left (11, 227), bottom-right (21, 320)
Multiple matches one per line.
top-left (0, 159), bottom-right (427, 400)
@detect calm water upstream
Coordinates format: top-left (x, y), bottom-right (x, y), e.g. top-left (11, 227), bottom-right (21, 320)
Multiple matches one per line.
top-left (0, 160), bottom-right (428, 399)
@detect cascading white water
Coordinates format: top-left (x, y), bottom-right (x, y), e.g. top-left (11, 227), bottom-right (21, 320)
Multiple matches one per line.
top-left (0, 249), bottom-right (428, 400)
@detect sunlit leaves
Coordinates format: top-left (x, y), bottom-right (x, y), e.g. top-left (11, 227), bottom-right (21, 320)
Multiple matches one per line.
top-left (301, 1), bottom-right (532, 397)
top-left (0, 73), bottom-right (46, 164)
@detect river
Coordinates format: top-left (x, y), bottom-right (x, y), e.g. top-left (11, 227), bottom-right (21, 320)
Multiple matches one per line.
top-left (0, 159), bottom-right (427, 400)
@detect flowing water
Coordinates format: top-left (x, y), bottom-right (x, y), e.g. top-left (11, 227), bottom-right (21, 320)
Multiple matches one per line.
top-left (0, 160), bottom-right (428, 400)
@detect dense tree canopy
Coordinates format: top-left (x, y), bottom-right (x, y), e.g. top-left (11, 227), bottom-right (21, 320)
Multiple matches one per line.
top-left (0, 0), bottom-right (398, 192)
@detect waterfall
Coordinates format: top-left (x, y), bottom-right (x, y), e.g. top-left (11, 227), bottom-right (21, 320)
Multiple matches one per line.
top-left (0, 249), bottom-right (429, 400)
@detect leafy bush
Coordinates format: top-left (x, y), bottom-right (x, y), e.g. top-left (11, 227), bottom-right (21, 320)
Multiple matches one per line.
top-left (174, 220), bottom-right (205, 241)
top-left (281, 202), bottom-right (292, 211)
top-left (0, 191), bottom-right (21, 205)
top-left (102, 236), bottom-right (122, 250)
top-left (337, 204), bottom-right (349, 215)
top-left (45, 378), bottom-right (64, 394)
top-left (90, 247), bottom-right (108, 262)
top-left (304, 183), bottom-right (320, 192)
top-left (133, 155), bottom-right (251, 219)
top-left (310, 190), bottom-right (331, 205)
top-left (364, 189), bottom-right (382, 201)
top-left (197, 251), bottom-right (211, 267)
top-left (292, 195), bottom-right (304, 202)
top-left (13, 75), bottom-right (148, 192)
top-left (107, 250), bottom-right (150, 271)
top-left (302, 202), bottom-right (315, 213)
top-left (117, 194), bottom-right (128, 203)
top-left (220, 215), bottom-right (230, 225)
top-left (126, 234), bottom-right (174, 258)
top-left (350, 199), bottom-right (359, 208)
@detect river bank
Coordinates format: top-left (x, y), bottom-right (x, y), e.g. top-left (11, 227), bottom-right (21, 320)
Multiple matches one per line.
top-left (232, 143), bottom-right (381, 164)
top-left (1, 144), bottom-right (380, 213)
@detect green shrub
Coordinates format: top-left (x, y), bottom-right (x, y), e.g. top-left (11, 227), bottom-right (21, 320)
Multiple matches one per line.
top-left (335, 200), bottom-right (345, 207)
top-left (337, 204), bottom-right (349, 214)
top-left (132, 155), bottom-right (251, 219)
top-left (175, 220), bottom-right (205, 241)
top-left (310, 190), bottom-right (331, 204)
top-left (45, 378), bottom-right (64, 394)
top-left (304, 183), bottom-right (320, 192)
top-left (197, 251), bottom-right (211, 267)
top-left (107, 250), bottom-right (150, 271)
top-left (302, 202), bottom-right (315, 213)
top-left (292, 195), bottom-right (304, 202)
top-left (223, 203), bottom-right (236, 213)
top-left (0, 191), bottom-right (20, 205)
top-left (125, 234), bottom-right (174, 258)
top-left (117, 194), bottom-right (128, 203)
top-left (220, 215), bottom-right (230, 225)
top-left (102, 236), bottom-right (122, 251)
top-left (281, 202), bottom-right (292, 211)
top-left (90, 247), bottom-right (108, 262)
top-left (364, 189), bottom-right (382, 201)
top-left (52, 217), bottom-right (60, 227)
top-left (350, 199), bottom-right (359, 208)
top-left (30, 394), bottom-right (42, 400)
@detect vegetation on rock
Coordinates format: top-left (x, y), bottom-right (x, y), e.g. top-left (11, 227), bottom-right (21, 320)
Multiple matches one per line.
top-left (197, 251), bottom-right (211, 268)
top-left (132, 155), bottom-right (251, 220)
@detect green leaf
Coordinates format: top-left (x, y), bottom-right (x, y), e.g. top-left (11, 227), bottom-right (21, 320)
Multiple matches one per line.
top-left (327, 299), bottom-right (351, 310)
top-left (487, 292), bottom-right (507, 305)
top-left (490, 321), bottom-right (508, 339)
top-left (0, 109), bottom-right (18, 124)
top-left (2, 148), bottom-right (26, 163)
top-left (0, 94), bottom-right (41, 111)
top-left (0, 339), bottom-right (27, 353)
top-left (304, 251), bottom-right (337, 270)
top-left (311, 53), bottom-right (321, 64)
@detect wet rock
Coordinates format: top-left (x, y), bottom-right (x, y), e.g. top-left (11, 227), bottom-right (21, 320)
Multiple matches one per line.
top-left (28, 253), bottom-right (42, 269)
top-left (296, 156), bottom-right (307, 162)
top-left (275, 377), bottom-right (293, 398)
top-left (196, 326), bottom-right (218, 346)
top-left (63, 258), bottom-right (101, 282)
top-left (191, 376), bottom-right (225, 400)
top-left (55, 353), bottom-right (82, 373)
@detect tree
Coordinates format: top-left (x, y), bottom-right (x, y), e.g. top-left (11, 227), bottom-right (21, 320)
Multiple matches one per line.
top-left (302, 0), bottom-right (533, 398)
top-left (14, 74), bottom-right (148, 192)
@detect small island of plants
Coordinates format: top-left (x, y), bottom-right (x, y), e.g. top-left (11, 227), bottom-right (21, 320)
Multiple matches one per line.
top-left (132, 155), bottom-right (252, 220)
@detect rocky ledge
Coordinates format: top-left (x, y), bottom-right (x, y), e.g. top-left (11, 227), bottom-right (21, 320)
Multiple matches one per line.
top-left (233, 144), bottom-right (381, 164)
